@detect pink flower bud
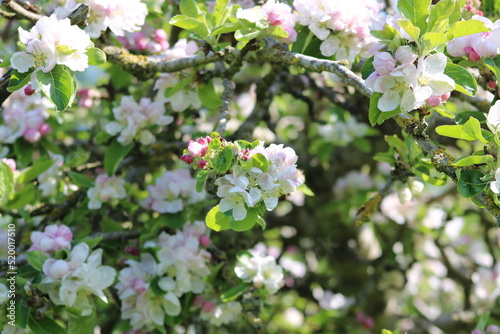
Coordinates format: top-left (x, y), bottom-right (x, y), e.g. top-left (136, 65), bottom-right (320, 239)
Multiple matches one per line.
top-left (1, 158), bottom-right (16, 172)
top-left (199, 235), bottom-right (210, 247)
top-left (39, 123), bottom-right (51, 136)
top-left (181, 154), bottom-right (194, 164)
top-left (44, 259), bottom-right (71, 280)
top-left (487, 325), bottom-right (500, 334)
top-left (267, 12), bottom-right (283, 26)
top-left (426, 96), bottom-right (442, 107)
top-left (465, 47), bottom-right (481, 61)
top-left (441, 92), bottom-right (451, 101)
top-left (201, 301), bottom-right (215, 313)
top-left (471, 330), bottom-right (482, 334)
top-left (197, 160), bottom-right (208, 169)
top-left (488, 81), bottom-right (498, 89)
top-left (23, 128), bottom-right (41, 143)
top-left (193, 295), bottom-right (204, 307)
top-left (187, 140), bottom-right (208, 157)
top-left (154, 29), bottom-right (168, 44)
top-left (24, 85), bottom-right (35, 96)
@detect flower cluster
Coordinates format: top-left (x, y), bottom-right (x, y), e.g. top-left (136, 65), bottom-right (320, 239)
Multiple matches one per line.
top-left (447, 16), bottom-right (500, 61)
top-left (182, 135), bottom-right (303, 222)
top-left (87, 173), bottom-right (126, 209)
top-left (57, 0), bottom-right (148, 38)
top-left (105, 96), bottom-right (173, 145)
top-left (199, 300), bottom-right (243, 326)
top-left (236, 0), bottom-right (297, 43)
top-left (117, 29), bottom-right (170, 54)
top-left (0, 90), bottom-right (52, 144)
top-left (365, 46), bottom-right (455, 112)
top-left (29, 224), bottom-right (73, 253)
top-left (234, 252), bottom-right (284, 294)
top-left (141, 169), bottom-right (206, 213)
top-left (38, 241), bottom-right (116, 315)
top-left (11, 15), bottom-right (92, 75)
top-left (293, 0), bottom-right (382, 62)
top-left (115, 221), bottom-right (211, 330)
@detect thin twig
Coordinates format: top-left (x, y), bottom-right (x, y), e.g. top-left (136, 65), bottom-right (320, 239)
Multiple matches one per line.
top-left (1, 0), bottom-right (41, 22)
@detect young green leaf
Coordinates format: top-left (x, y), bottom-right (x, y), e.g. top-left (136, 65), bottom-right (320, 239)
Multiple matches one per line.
top-left (206, 205), bottom-right (231, 231)
top-left (220, 283), bottom-right (251, 302)
top-left (36, 65), bottom-right (77, 111)
top-left (457, 169), bottom-right (486, 197)
top-left (85, 48), bottom-right (107, 66)
top-left (444, 63), bottom-right (477, 96)
top-left (26, 250), bottom-right (50, 272)
top-left (452, 155), bottom-right (494, 166)
top-left (103, 139), bottom-right (132, 176)
top-left (0, 161), bottom-right (14, 205)
top-left (18, 158), bottom-right (55, 184)
top-left (397, 0), bottom-right (430, 31)
top-left (7, 69), bottom-right (33, 92)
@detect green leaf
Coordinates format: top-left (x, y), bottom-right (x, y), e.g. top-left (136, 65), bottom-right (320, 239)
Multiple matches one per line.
top-left (164, 76), bottom-right (192, 98)
top-left (26, 251), bottom-right (50, 272)
top-left (14, 138), bottom-right (34, 168)
top-left (0, 57), bottom-right (11, 68)
top-left (457, 169), bottom-right (486, 197)
top-left (397, 0), bottom-right (430, 31)
top-left (213, 0), bottom-right (231, 26)
top-left (0, 161), bottom-right (14, 205)
top-left (68, 172), bottom-right (94, 188)
top-left (256, 216), bottom-right (266, 230)
top-left (398, 19), bottom-right (420, 41)
top-left (18, 158), bottom-right (55, 184)
top-left (229, 207), bottom-right (258, 231)
top-left (456, 111), bottom-right (486, 124)
top-left (36, 65), bottom-right (77, 111)
top-left (361, 57), bottom-right (375, 80)
top-left (421, 32), bottom-right (448, 53)
top-left (104, 139), bottom-right (132, 176)
top-left (434, 106), bottom-right (455, 118)
top-left (412, 166), bottom-right (448, 186)
top-left (198, 81), bottom-right (222, 109)
top-left (462, 116), bottom-right (491, 143)
top-left (428, 0), bottom-right (455, 32)
top-left (212, 146), bottom-right (234, 173)
top-left (444, 63), bottom-right (477, 96)
top-left (56, 45), bottom-right (76, 56)
top-left (385, 135), bottom-right (408, 156)
top-left (65, 150), bottom-right (91, 168)
top-left (7, 69), bottom-right (33, 92)
top-left (28, 314), bottom-right (67, 334)
top-left (447, 20), bottom-right (489, 39)
top-left (169, 15), bottom-right (209, 39)
top-left (220, 283), bottom-right (251, 302)
top-left (83, 235), bottom-right (103, 249)
top-left (179, 0), bottom-right (202, 17)
top-left (251, 153), bottom-right (270, 172)
top-left (67, 297), bottom-right (95, 334)
top-left (206, 205), bottom-right (231, 231)
top-left (15, 300), bottom-right (29, 329)
top-left (452, 155), bottom-right (494, 166)
top-left (85, 48), bottom-right (106, 66)
top-left (150, 275), bottom-right (166, 296)
top-left (210, 22), bottom-right (244, 36)
top-left (297, 183), bottom-right (314, 196)
top-left (6, 184), bottom-right (36, 209)
top-left (196, 170), bottom-right (209, 193)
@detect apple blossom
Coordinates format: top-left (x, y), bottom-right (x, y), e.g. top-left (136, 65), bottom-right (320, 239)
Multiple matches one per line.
top-left (140, 169), bottom-right (206, 213)
top-left (235, 253), bottom-right (285, 294)
top-left (57, 0), bottom-right (148, 38)
top-left (487, 100), bottom-right (500, 133)
top-left (29, 224), bottom-right (73, 253)
top-left (11, 15), bottom-right (92, 75)
top-left (87, 173), bottom-right (127, 209)
top-left (199, 301), bottom-right (243, 326)
top-left (105, 96), bottom-right (173, 145)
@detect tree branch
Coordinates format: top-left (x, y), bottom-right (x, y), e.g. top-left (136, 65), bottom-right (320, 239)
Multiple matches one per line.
top-left (1, 0), bottom-right (41, 22)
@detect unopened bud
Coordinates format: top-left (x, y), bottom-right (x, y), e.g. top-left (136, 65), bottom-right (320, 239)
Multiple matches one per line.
top-left (24, 85), bottom-right (35, 96)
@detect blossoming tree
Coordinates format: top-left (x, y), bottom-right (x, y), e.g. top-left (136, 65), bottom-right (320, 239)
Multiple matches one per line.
top-left (1, 0), bottom-right (500, 333)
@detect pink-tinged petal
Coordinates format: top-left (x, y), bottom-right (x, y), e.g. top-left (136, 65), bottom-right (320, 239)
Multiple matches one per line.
top-left (488, 100), bottom-right (500, 132)
top-left (373, 75), bottom-right (396, 93)
top-left (423, 53), bottom-right (448, 75)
